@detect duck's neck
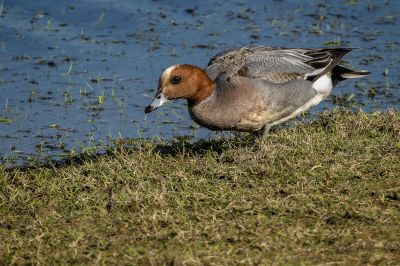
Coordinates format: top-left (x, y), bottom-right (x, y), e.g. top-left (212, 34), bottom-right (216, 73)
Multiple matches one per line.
top-left (188, 82), bottom-right (215, 106)
top-left (187, 67), bottom-right (215, 106)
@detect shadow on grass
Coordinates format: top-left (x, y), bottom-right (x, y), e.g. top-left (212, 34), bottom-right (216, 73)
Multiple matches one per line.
top-left (4, 133), bottom-right (258, 172)
top-left (150, 134), bottom-right (256, 156)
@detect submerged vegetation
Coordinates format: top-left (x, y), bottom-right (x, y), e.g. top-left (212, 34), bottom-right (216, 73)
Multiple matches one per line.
top-left (1, 111), bottom-right (399, 264)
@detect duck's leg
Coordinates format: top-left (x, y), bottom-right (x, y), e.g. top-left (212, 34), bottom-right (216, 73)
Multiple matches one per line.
top-left (252, 124), bottom-right (271, 148)
top-left (262, 124), bottom-right (271, 139)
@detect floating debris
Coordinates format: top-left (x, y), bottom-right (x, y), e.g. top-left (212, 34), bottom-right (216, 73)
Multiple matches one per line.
top-left (0, 117), bottom-right (12, 124)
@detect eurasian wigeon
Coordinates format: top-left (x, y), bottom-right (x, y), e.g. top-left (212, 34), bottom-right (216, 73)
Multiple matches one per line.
top-left (145, 46), bottom-right (369, 137)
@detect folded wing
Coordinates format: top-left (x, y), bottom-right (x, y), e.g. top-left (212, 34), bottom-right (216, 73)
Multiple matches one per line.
top-left (204, 46), bottom-right (360, 84)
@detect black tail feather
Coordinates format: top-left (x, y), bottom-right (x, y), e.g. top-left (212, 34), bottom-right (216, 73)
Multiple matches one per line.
top-left (305, 48), bottom-right (356, 82)
top-left (331, 65), bottom-right (370, 85)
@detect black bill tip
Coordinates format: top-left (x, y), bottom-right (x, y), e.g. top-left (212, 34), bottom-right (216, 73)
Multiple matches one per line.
top-left (144, 105), bottom-right (154, 113)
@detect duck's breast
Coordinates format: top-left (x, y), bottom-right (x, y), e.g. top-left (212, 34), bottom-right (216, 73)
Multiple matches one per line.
top-left (189, 76), bottom-right (319, 131)
top-left (188, 77), bottom-right (270, 131)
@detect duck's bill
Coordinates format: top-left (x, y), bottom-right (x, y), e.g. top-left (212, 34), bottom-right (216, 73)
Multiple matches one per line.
top-left (144, 92), bottom-right (168, 113)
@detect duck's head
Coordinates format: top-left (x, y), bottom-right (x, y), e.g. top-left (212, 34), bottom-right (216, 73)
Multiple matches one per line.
top-left (144, 64), bottom-right (214, 113)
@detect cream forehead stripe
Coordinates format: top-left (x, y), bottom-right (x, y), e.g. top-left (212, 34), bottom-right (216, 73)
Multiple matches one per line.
top-left (161, 65), bottom-right (180, 80)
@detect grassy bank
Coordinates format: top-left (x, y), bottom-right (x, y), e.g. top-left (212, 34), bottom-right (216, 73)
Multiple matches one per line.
top-left (1, 111), bottom-right (399, 265)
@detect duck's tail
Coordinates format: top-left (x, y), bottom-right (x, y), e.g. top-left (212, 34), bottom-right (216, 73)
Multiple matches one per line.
top-left (332, 65), bottom-right (370, 86)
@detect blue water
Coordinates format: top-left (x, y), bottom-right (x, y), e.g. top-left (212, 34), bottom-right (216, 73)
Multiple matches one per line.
top-left (0, 0), bottom-right (399, 166)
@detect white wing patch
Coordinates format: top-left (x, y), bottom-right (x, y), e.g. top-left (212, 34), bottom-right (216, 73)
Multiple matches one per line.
top-left (312, 74), bottom-right (333, 95)
top-left (304, 65), bottom-right (328, 80)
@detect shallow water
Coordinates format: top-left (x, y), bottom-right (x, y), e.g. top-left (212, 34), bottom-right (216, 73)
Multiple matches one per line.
top-left (0, 0), bottom-right (399, 167)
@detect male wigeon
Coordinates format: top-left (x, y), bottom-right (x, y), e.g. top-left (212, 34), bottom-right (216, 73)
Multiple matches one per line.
top-left (145, 46), bottom-right (369, 137)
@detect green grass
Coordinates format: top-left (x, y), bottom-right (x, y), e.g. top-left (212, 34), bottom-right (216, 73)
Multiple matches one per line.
top-left (1, 111), bottom-right (399, 265)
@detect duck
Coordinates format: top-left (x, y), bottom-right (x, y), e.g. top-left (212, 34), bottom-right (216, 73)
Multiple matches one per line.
top-left (144, 46), bottom-right (369, 137)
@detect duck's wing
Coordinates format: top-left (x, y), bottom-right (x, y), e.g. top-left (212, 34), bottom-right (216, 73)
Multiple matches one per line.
top-left (205, 46), bottom-right (355, 83)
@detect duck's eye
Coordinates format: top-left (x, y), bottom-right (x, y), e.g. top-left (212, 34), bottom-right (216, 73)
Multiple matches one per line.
top-left (170, 76), bottom-right (181, 84)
